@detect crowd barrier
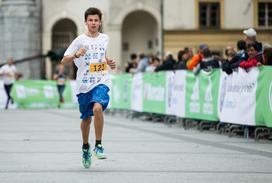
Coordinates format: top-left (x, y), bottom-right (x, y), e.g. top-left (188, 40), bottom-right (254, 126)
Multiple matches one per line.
top-left (110, 67), bottom-right (272, 128)
top-left (0, 80), bottom-right (78, 109)
top-left (0, 67), bottom-right (271, 128)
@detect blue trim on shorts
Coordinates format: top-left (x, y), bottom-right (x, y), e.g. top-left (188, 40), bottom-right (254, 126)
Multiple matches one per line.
top-left (77, 84), bottom-right (110, 120)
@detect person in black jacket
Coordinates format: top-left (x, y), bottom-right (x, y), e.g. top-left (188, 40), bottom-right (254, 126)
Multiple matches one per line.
top-left (262, 45), bottom-right (272, 65)
top-left (174, 48), bottom-right (190, 70)
top-left (199, 47), bottom-right (220, 72)
top-left (222, 40), bottom-right (249, 75)
top-left (155, 52), bottom-right (176, 72)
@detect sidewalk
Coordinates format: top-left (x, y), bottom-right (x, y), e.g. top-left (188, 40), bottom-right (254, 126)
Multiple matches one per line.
top-left (0, 109), bottom-right (272, 183)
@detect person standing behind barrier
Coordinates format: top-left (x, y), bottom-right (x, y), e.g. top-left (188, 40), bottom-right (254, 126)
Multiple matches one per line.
top-left (53, 64), bottom-right (67, 108)
top-left (186, 44), bottom-right (208, 71)
top-left (155, 51), bottom-right (176, 72)
top-left (243, 28), bottom-right (262, 52)
top-left (135, 53), bottom-right (149, 73)
top-left (243, 28), bottom-right (263, 63)
top-left (199, 47), bottom-right (220, 72)
top-left (239, 42), bottom-right (260, 71)
top-left (146, 57), bottom-right (160, 72)
top-left (222, 46), bottom-right (237, 75)
top-left (61, 7), bottom-right (116, 168)
top-left (262, 45), bottom-right (272, 65)
top-left (0, 58), bottom-right (18, 109)
top-left (125, 53), bottom-right (138, 73)
top-left (174, 47), bottom-right (190, 70)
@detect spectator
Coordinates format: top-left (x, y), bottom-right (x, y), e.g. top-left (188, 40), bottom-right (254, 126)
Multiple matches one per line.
top-left (243, 28), bottom-right (262, 52)
top-left (135, 53), bottom-right (149, 73)
top-left (225, 46), bottom-right (236, 62)
top-left (222, 41), bottom-right (250, 75)
top-left (188, 47), bottom-right (194, 59)
top-left (146, 57), bottom-right (160, 72)
top-left (186, 44), bottom-right (208, 70)
top-left (125, 53), bottom-right (138, 73)
top-left (155, 51), bottom-right (176, 72)
top-left (222, 46), bottom-right (237, 75)
top-left (239, 42), bottom-right (259, 70)
top-left (262, 45), bottom-right (272, 65)
top-left (174, 48), bottom-right (190, 70)
top-left (199, 47), bottom-right (220, 72)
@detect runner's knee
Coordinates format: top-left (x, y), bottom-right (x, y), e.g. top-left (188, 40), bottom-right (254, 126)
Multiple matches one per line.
top-left (93, 104), bottom-right (102, 114)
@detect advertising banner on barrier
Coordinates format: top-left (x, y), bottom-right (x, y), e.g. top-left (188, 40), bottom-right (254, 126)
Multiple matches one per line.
top-left (131, 73), bottom-right (143, 112)
top-left (219, 68), bottom-right (258, 125)
top-left (255, 66), bottom-right (272, 127)
top-left (110, 74), bottom-right (132, 109)
top-left (11, 80), bottom-right (74, 109)
top-left (165, 71), bottom-right (186, 117)
top-left (143, 72), bottom-right (166, 114)
top-left (185, 69), bottom-right (220, 121)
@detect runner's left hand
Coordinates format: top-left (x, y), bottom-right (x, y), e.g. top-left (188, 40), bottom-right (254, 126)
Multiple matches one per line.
top-left (107, 59), bottom-right (116, 70)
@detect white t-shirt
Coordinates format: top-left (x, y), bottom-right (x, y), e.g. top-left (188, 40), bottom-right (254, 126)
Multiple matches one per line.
top-left (64, 33), bottom-right (110, 94)
top-left (0, 64), bottom-right (17, 85)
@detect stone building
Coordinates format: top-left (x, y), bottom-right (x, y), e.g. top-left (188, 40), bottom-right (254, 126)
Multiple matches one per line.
top-left (0, 0), bottom-right (271, 79)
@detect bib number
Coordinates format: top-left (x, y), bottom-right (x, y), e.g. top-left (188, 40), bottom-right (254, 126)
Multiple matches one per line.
top-left (89, 62), bottom-right (107, 72)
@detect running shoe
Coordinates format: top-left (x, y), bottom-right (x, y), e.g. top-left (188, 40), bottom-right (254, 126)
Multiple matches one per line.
top-left (93, 144), bottom-right (106, 159)
top-left (82, 147), bottom-right (91, 168)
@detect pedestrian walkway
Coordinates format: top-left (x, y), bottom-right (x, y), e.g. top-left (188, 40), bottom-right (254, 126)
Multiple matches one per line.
top-left (0, 109), bottom-right (272, 183)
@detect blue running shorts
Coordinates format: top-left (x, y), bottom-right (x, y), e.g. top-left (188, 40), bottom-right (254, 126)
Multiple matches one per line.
top-left (77, 84), bottom-right (110, 120)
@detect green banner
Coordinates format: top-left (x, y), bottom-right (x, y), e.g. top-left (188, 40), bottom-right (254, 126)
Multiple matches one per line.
top-left (111, 74), bottom-right (132, 109)
top-left (255, 66), bottom-right (272, 127)
top-left (11, 80), bottom-right (73, 109)
top-left (143, 72), bottom-right (166, 114)
top-left (185, 70), bottom-right (220, 121)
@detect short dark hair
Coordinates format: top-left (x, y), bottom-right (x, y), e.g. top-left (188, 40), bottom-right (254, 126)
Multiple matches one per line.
top-left (202, 48), bottom-right (211, 58)
top-left (237, 40), bottom-right (246, 50)
top-left (130, 53), bottom-right (137, 60)
top-left (263, 47), bottom-right (272, 65)
top-left (246, 42), bottom-right (258, 51)
top-left (84, 7), bottom-right (102, 21)
top-left (139, 53), bottom-right (145, 59)
top-left (177, 50), bottom-right (185, 61)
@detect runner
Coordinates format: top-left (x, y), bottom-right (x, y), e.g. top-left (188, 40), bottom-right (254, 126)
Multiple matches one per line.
top-left (61, 7), bottom-right (116, 168)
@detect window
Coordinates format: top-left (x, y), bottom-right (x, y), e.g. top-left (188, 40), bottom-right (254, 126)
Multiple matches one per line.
top-left (258, 2), bottom-right (272, 27)
top-left (199, 2), bottom-right (220, 28)
top-left (122, 42), bottom-right (129, 51)
top-left (148, 40), bottom-right (153, 49)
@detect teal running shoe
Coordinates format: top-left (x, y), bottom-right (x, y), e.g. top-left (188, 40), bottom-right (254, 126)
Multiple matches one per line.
top-left (82, 148), bottom-right (91, 168)
top-left (93, 144), bottom-right (106, 159)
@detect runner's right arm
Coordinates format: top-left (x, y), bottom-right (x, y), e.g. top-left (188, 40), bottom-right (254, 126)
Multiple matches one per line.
top-left (61, 48), bottom-right (87, 65)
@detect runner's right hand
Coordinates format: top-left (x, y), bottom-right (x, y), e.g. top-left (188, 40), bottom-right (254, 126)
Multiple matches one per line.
top-left (76, 48), bottom-right (87, 57)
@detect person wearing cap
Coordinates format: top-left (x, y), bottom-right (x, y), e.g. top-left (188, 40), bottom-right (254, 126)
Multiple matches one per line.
top-left (243, 28), bottom-right (262, 52)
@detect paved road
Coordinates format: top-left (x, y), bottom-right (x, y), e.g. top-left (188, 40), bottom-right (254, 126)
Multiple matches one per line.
top-left (0, 109), bottom-right (272, 183)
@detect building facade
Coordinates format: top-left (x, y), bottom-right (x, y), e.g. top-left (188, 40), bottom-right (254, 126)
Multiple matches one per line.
top-left (0, 0), bottom-right (271, 79)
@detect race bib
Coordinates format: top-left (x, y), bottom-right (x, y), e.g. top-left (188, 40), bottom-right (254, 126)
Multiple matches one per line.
top-left (89, 62), bottom-right (107, 72)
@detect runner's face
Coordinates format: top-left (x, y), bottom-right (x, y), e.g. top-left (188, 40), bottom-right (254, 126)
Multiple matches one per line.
top-left (86, 15), bottom-right (101, 34)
